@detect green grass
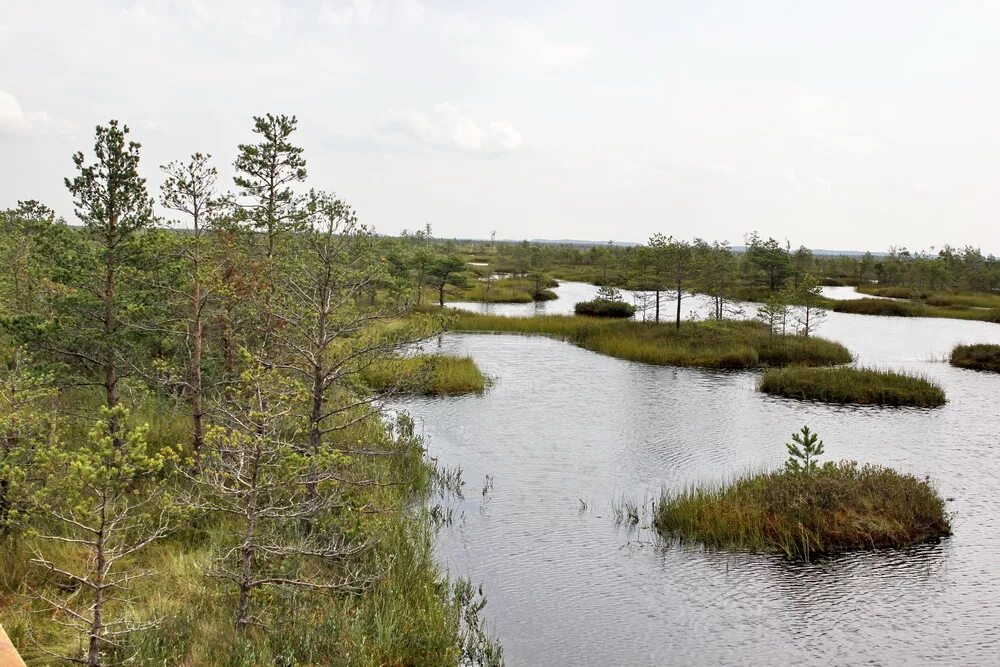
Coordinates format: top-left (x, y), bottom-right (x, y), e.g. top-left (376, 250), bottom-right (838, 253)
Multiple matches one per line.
top-left (543, 264), bottom-right (622, 285)
top-left (1, 389), bottom-right (498, 666)
top-left (857, 284), bottom-right (1000, 309)
top-left (447, 312), bottom-right (852, 369)
top-left (362, 355), bottom-right (488, 395)
top-left (654, 462), bottom-right (951, 559)
top-left (758, 366), bottom-right (946, 406)
top-left (832, 297), bottom-right (1000, 322)
top-left (440, 275), bottom-right (560, 304)
top-left (950, 343), bottom-right (1000, 372)
top-left (574, 299), bottom-right (636, 318)
top-left (730, 285), bottom-right (837, 308)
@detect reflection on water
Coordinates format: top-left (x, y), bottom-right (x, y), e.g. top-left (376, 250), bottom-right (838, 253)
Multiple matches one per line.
top-left (405, 282), bottom-right (1000, 665)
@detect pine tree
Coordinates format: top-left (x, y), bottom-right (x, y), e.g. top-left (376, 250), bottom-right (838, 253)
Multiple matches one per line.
top-left (160, 153), bottom-right (226, 464)
top-left (30, 408), bottom-right (175, 666)
top-left (785, 425), bottom-right (825, 474)
top-left (61, 120), bottom-right (155, 446)
top-left (185, 359), bottom-right (373, 631)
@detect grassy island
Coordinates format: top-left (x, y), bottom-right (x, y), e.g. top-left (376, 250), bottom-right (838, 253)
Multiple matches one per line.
top-left (832, 297), bottom-right (1000, 323)
top-left (950, 343), bottom-right (1000, 372)
top-left (653, 428), bottom-right (951, 559)
top-left (574, 299), bottom-right (637, 318)
top-left (363, 355), bottom-right (488, 395)
top-left (447, 313), bottom-right (852, 369)
top-left (856, 284), bottom-right (1000, 309)
top-left (758, 367), bottom-right (946, 407)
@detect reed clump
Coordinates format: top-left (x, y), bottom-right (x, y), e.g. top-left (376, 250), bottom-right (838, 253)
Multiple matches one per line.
top-left (758, 366), bottom-right (946, 406)
top-left (950, 343), bottom-right (1000, 372)
top-left (363, 355), bottom-right (488, 395)
top-left (448, 313), bottom-right (852, 369)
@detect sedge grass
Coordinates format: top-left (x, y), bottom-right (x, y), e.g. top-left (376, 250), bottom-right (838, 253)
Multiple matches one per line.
top-left (834, 297), bottom-right (1000, 323)
top-left (654, 463), bottom-right (951, 559)
top-left (447, 312), bottom-right (852, 369)
top-left (857, 284), bottom-right (1000, 309)
top-left (950, 343), bottom-right (1000, 372)
top-left (362, 355), bottom-right (488, 396)
top-left (758, 366), bottom-right (946, 407)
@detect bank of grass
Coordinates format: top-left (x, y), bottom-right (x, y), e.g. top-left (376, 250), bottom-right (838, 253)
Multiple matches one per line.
top-left (857, 284), bottom-right (1000, 309)
top-left (439, 276), bottom-right (559, 304)
top-left (758, 366), bottom-right (946, 407)
top-left (832, 297), bottom-right (1000, 323)
top-left (653, 462), bottom-right (951, 559)
top-left (363, 355), bottom-right (488, 395)
top-left (447, 312), bottom-right (852, 369)
top-left (730, 285), bottom-right (837, 308)
top-left (543, 264), bottom-right (623, 285)
top-left (950, 343), bottom-right (1000, 372)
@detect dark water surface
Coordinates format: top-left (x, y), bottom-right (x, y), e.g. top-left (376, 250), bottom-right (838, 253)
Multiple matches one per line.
top-left (405, 283), bottom-right (1000, 665)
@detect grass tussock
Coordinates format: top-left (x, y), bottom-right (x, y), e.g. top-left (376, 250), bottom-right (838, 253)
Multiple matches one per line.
top-left (363, 355), bottom-right (488, 395)
top-left (447, 312), bottom-right (852, 369)
top-left (950, 343), bottom-right (1000, 372)
top-left (758, 366), bottom-right (946, 407)
top-left (574, 299), bottom-right (637, 318)
top-left (654, 463), bottom-right (951, 559)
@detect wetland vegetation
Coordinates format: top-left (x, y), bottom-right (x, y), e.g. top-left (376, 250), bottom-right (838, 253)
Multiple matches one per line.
top-left (447, 311), bottom-right (852, 369)
top-left (0, 117), bottom-right (501, 666)
top-left (362, 355), bottom-right (488, 395)
top-left (950, 343), bottom-right (1000, 372)
top-left (758, 367), bottom-right (947, 407)
top-left (653, 428), bottom-right (952, 559)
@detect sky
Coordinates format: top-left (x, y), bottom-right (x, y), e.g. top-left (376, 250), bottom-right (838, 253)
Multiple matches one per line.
top-left (1, 1), bottom-right (999, 252)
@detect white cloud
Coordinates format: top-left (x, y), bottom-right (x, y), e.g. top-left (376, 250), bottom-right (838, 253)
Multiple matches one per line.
top-left (319, 0), bottom-right (378, 27)
top-left (319, 1), bottom-right (591, 73)
top-left (476, 19), bottom-right (592, 72)
top-left (382, 103), bottom-right (523, 152)
top-left (0, 89), bottom-right (70, 135)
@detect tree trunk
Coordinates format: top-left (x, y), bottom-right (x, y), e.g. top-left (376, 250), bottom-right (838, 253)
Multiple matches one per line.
top-left (654, 290), bottom-right (660, 323)
top-left (236, 496), bottom-right (257, 632)
top-left (89, 495), bottom-right (108, 667)
top-left (191, 293), bottom-right (204, 466)
top-left (103, 235), bottom-right (121, 449)
top-left (675, 279), bottom-right (682, 331)
top-left (438, 285), bottom-right (445, 307)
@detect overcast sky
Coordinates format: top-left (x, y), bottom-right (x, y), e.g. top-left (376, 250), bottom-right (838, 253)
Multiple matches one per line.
top-left (2, 1), bottom-right (999, 252)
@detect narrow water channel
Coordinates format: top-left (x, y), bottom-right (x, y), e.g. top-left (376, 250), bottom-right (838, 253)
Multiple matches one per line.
top-left (406, 282), bottom-right (1000, 664)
